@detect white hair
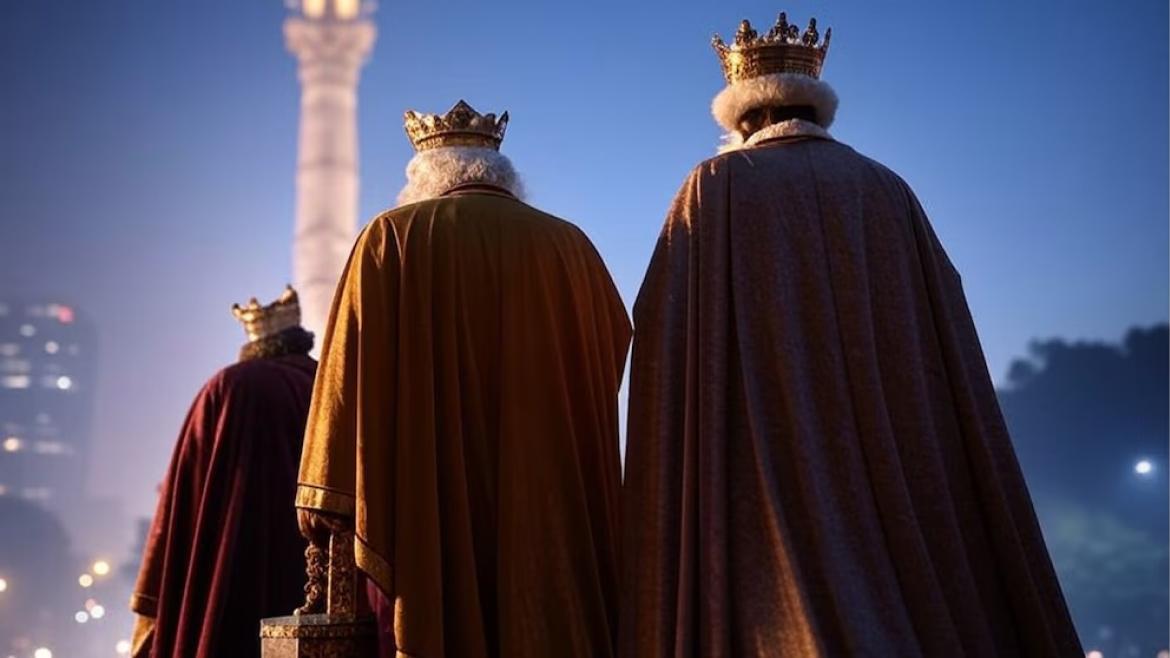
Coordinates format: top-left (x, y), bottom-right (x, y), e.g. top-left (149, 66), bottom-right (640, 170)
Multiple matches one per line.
top-left (397, 146), bottom-right (525, 206)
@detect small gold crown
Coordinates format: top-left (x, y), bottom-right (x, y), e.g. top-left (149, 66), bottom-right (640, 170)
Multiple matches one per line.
top-left (712, 12), bottom-right (831, 84)
top-left (231, 285), bottom-right (302, 342)
top-left (403, 100), bottom-right (509, 152)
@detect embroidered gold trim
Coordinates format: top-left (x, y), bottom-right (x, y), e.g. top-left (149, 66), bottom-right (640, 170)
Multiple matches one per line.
top-left (129, 592), bottom-right (159, 616)
top-left (296, 483), bottom-right (356, 516)
top-left (354, 533), bottom-right (394, 599)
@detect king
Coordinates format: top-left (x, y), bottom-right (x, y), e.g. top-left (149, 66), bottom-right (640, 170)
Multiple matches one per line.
top-left (619, 13), bottom-right (1084, 657)
top-left (130, 287), bottom-right (317, 657)
top-left (296, 100), bottom-right (631, 657)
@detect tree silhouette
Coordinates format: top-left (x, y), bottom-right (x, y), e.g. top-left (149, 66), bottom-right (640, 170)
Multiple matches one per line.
top-left (999, 324), bottom-right (1169, 654)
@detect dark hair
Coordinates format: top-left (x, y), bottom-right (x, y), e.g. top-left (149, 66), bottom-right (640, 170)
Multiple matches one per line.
top-left (737, 105), bottom-right (817, 138)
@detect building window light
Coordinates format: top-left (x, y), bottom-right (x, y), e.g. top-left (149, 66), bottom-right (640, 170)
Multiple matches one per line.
top-left (33, 441), bottom-right (68, 455)
top-left (55, 376), bottom-right (73, 391)
top-left (21, 487), bottom-right (52, 501)
top-left (19, 324), bottom-right (35, 337)
top-left (1, 359), bottom-right (31, 374)
top-left (44, 341), bottom-right (59, 354)
top-left (0, 375), bottom-right (28, 389)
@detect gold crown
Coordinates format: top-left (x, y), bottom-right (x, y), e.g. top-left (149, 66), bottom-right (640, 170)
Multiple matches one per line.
top-left (231, 285), bottom-right (302, 342)
top-left (403, 100), bottom-right (509, 152)
top-left (712, 12), bottom-right (831, 84)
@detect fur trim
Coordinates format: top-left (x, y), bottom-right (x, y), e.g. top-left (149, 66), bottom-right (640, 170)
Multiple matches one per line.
top-left (397, 147), bottom-right (525, 206)
top-left (718, 118), bottom-right (832, 154)
top-left (711, 73), bottom-right (838, 133)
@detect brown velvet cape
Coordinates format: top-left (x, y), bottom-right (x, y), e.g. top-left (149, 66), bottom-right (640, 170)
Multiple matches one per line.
top-left (620, 136), bottom-right (1084, 657)
top-left (296, 190), bottom-right (632, 658)
top-left (131, 353), bottom-right (316, 657)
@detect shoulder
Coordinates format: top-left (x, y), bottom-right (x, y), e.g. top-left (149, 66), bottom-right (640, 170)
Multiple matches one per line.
top-left (207, 357), bottom-right (302, 398)
top-left (692, 140), bottom-right (914, 192)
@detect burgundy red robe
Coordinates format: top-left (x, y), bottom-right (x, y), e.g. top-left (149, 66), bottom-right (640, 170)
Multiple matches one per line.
top-left (620, 130), bottom-right (1084, 657)
top-left (131, 352), bottom-right (316, 657)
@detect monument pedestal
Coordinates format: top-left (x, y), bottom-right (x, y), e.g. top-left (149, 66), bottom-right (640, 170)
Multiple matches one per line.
top-left (261, 524), bottom-right (374, 657)
top-left (260, 613), bottom-right (375, 658)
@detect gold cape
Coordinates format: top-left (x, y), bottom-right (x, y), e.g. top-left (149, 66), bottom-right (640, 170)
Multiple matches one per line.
top-left (297, 190), bottom-right (631, 658)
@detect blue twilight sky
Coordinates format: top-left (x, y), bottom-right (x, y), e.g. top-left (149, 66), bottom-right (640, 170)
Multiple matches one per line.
top-left (0, 0), bottom-right (1166, 524)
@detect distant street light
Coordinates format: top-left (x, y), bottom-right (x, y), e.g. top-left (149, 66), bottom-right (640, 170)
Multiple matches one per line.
top-left (92, 560), bottom-right (111, 576)
top-left (78, 574), bottom-right (93, 588)
top-left (0, 577), bottom-right (7, 593)
top-left (1135, 459), bottom-right (1155, 476)
top-left (115, 640), bottom-right (131, 655)
top-left (34, 649), bottom-right (52, 658)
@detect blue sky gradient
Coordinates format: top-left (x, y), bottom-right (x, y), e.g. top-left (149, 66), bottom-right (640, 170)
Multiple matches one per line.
top-left (0, 0), bottom-right (1165, 520)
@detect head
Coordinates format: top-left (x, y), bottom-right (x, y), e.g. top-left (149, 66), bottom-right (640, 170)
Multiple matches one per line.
top-left (231, 286), bottom-right (314, 361)
top-left (735, 104), bottom-right (818, 141)
top-left (711, 13), bottom-right (836, 150)
top-left (398, 100), bottom-right (525, 205)
top-left (397, 146), bottom-right (525, 206)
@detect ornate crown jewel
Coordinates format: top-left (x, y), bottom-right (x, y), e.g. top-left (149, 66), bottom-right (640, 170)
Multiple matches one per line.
top-left (403, 100), bottom-right (509, 152)
top-left (712, 12), bottom-right (831, 84)
top-left (231, 285), bottom-right (303, 342)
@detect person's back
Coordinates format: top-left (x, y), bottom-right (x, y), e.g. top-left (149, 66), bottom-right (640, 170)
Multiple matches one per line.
top-left (130, 288), bottom-right (317, 658)
top-left (297, 101), bottom-right (631, 658)
top-left (621, 13), bottom-right (1083, 658)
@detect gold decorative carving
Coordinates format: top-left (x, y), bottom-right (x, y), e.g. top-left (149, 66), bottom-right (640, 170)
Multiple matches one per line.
top-left (263, 518), bottom-right (375, 657)
top-left (327, 530), bottom-right (357, 616)
top-left (297, 541), bottom-right (328, 615)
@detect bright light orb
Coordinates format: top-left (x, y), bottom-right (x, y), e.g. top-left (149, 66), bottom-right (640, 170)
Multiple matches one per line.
top-left (74, 611), bottom-right (89, 624)
top-left (90, 604), bottom-right (105, 619)
top-left (78, 574), bottom-right (93, 588)
top-left (2, 438), bottom-right (21, 453)
top-left (1135, 459), bottom-right (1154, 476)
top-left (34, 649), bottom-right (52, 658)
top-left (55, 376), bottom-right (72, 391)
top-left (92, 560), bottom-right (111, 576)
top-left (0, 577), bottom-right (7, 592)
top-left (115, 640), bottom-right (131, 655)
top-left (1086, 651), bottom-right (1103, 658)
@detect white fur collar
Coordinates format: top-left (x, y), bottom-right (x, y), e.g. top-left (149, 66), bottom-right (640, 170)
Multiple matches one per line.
top-left (718, 118), bottom-right (832, 153)
top-left (397, 146), bottom-right (525, 206)
top-left (711, 72), bottom-right (838, 133)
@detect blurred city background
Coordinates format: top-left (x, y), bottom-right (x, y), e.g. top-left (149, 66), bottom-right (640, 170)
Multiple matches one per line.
top-left (0, 0), bottom-right (1166, 656)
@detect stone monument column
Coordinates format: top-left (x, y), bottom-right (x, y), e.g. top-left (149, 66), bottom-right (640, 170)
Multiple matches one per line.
top-left (285, 0), bottom-right (376, 338)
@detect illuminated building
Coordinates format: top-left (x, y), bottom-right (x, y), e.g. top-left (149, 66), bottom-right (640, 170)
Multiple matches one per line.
top-left (0, 300), bottom-right (97, 509)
